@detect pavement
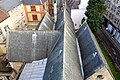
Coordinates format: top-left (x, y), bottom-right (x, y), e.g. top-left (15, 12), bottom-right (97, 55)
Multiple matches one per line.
top-left (96, 26), bottom-right (120, 72)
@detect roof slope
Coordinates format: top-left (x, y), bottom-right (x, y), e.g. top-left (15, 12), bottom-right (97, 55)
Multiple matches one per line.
top-left (7, 30), bottom-right (61, 62)
top-left (63, 9), bottom-right (83, 80)
top-left (22, 0), bottom-right (46, 5)
top-left (0, 0), bottom-right (21, 11)
top-left (19, 58), bottom-right (47, 80)
top-left (43, 33), bottom-right (64, 80)
top-left (0, 7), bottom-right (9, 22)
top-left (76, 22), bottom-right (103, 77)
top-left (54, 10), bottom-right (64, 31)
top-left (66, 0), bottom-right (80, 9)
top-left (36, 12), bottom-right (54, 30)
top-left (43, 8), bottom-right (83, 80)
top-left (76, 22), bottom-right (113, 79)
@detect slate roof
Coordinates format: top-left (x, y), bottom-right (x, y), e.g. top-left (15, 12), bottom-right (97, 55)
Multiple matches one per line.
top-left (43, 8), bottom-right (83, 80)
top-left (0, 7), bottom-right (9, 22)
top-left (54, 3), bottom-right (71, 31)
top-left (43, 32), bottom-right (64, 80)
top-left (22, 0), bottom-right (46, 5)
top-left (54, 10), bottom-right (64, 31)
top-left (7, 1), bottom-right (113, 80)
top-left (7, 30), bottom-right (61, 62)
top-left (0, 0), bottom-right (22, 11)
top-left (36, 12), bottom-right (54, 30)
top-left (66, 0), bottom-right (80, 9)
top-left (76, 22), bottom-right (111, 78)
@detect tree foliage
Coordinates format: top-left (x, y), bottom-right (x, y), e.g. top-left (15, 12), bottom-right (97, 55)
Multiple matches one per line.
top-left (85, 0), bottom-right (106, 32)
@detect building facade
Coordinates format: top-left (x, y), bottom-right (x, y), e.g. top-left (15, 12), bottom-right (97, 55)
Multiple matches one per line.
top-left (0, 7), bottom-right (10, 42)
top-left (22, 0), bottom-right (52, 25)
top-left (0, 0), bottom-right (26, 43)
top-left (8, 3), bottom-right (27, 30)
top-left (0, 0), bottom-right (26, 30)
top-left (104, 0), bottom-right (120, 43)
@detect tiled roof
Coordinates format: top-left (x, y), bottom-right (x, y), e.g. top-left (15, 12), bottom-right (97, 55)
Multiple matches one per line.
top-left (0, 7), bottom-right (9, 22)
top-left (22, 0), bottom-right (46, 5)
top-left (0, 0), bottom-right (22, 11)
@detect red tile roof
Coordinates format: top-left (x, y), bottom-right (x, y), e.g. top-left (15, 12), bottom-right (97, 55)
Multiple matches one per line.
top-left (0, 7), bottom-right (9, 22)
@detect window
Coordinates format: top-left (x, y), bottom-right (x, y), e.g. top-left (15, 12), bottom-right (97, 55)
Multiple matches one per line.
top-left (110, 14), bottom-right (113, 20)
top-left (75, 24), bottom-right (77, 26)
top-left (116, 0), bottom-right (119, 4)
top-left (4, 25), bottom-right (9, 32)
top-left (32, 15), bottom-right (38, 20)
top-left (0, 28), bottom-right (2, 35)
top-left (105, 11), bottom-right (108, 16)
top-left (21, 13), bottom-right (24, 16)
top-left (43, 5), bottom-right (45, 9)
top-left (114, 18), bottom-right (117, 24)
top-left (117, 20), bottom-right (120, 25)
top-left (114, 7), bottom-right (116, 12)
top-left (54, 0), bottom-right (56, 3)
top-left (31, 6), bottom-right (36, 11)
top-left (106, 2), bottom-right (111, 9)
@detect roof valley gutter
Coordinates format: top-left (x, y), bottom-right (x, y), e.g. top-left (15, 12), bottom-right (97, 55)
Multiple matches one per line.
top-left (76, 38), bottom-right (84, 79)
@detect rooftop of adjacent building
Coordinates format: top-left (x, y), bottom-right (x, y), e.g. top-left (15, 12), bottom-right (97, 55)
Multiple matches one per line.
top-left (22, 0), bottom-right (46, 5)
top-left (0, 0), bottom-right (22, 11)
top-left (18, 58), bottom-right (47, 80)
top-left (0, 7), bottom-right (9, 23)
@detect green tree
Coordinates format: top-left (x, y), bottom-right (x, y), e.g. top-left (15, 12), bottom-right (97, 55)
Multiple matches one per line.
top-left (85, 0), bottom-right (106, 32)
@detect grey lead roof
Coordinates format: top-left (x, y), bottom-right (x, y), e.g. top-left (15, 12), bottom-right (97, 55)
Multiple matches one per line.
top-left (7, 30), bottom-right (61, 62)
top-left (0, 0), bottom-right (22, 11)
top-left (19, 58), bottom-right (47, 80)
top-left (37, 12), bottom-right (54, 30)
top-left (22, 0), bottom-right (46, 5)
